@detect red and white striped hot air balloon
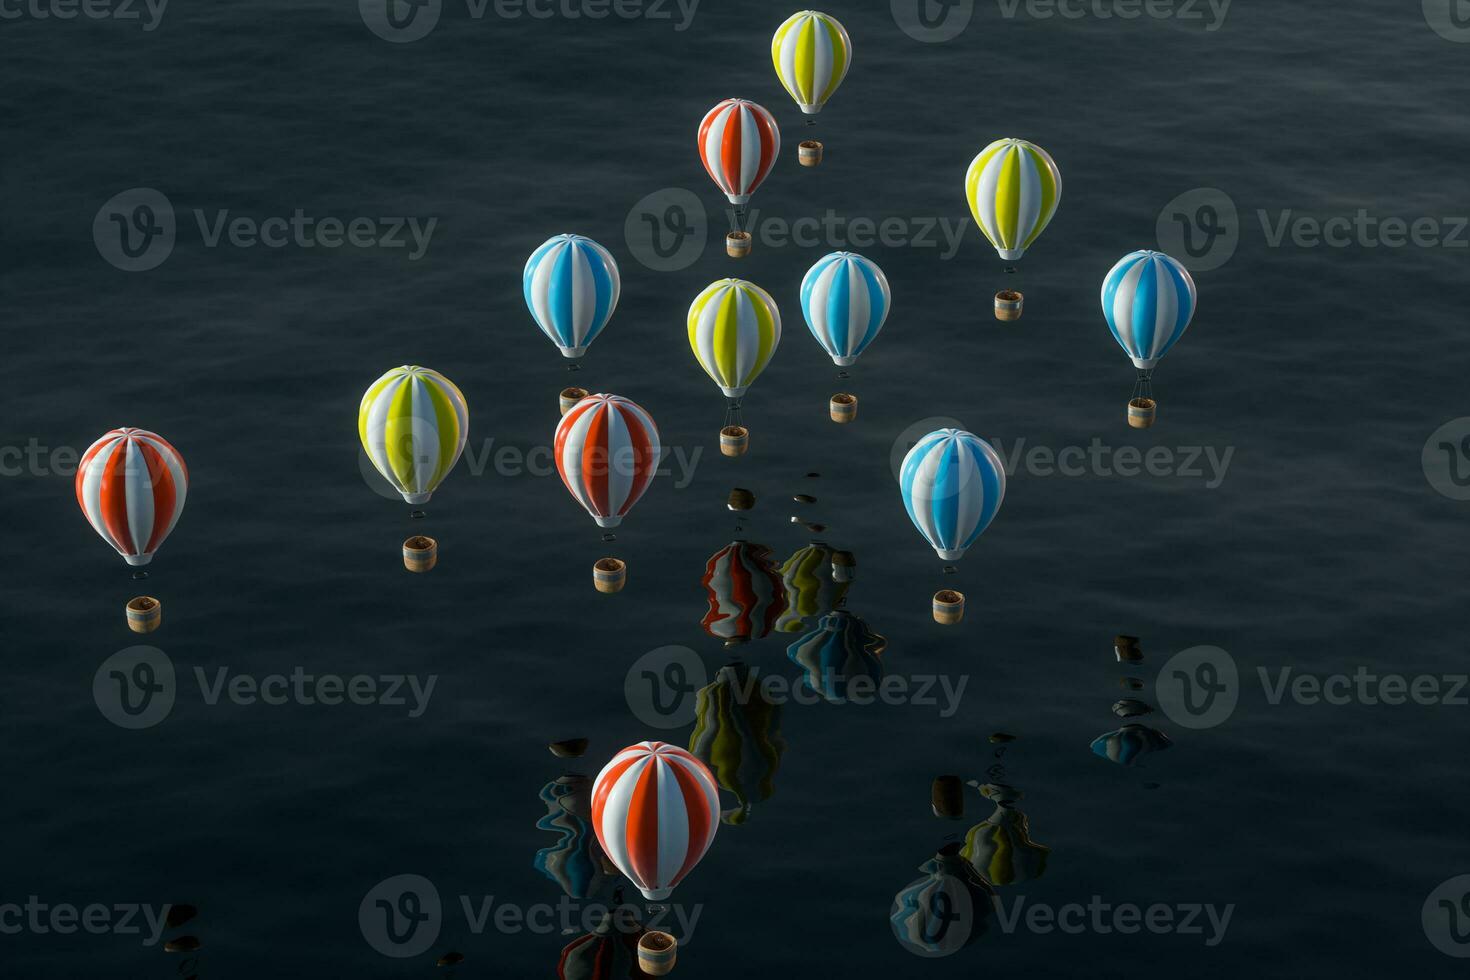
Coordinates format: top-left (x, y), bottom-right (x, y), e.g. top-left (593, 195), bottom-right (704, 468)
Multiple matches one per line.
top-left (75, 427), bottom-right (188, 566)
top-left (591, 741), bottom-right (721, 901)
top-left (554, 394), bottom-right (660, 529)
top-left (697, 99), bottom-right (781, 206)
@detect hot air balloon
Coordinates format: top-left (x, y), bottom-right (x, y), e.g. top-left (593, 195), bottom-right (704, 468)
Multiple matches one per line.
top-left (701, 541), bottom-right (788, 645)
top-left (776, 541), bottom-right (850, 633)
top-left (535, 775), bottom-right (615, 900)
top-left (889, 843), bottom-right (996, 957)
top-left (687, 278), bottom-right (781, 456)
top-left (898, 429), bottom-right (1006, 563)
top-left (800, 251), bottom-right (889, 421)
top-left (771, 10), bottom-right (850, 167)
top-left (553, 393), bottom-right (660, 529)
top-left (962, 803), bottom-right (1051, 886)
top-left (697, 99), bottom-right (780, 257)
top-left (689, 661), bottom-right (786, 824)
top-left (591, 741), bottom-right (721, 901)
top-left (358, 366), bottom-right (469, 506)
top-left (523, 234), bottom-right (621, 366)
top-left (1090, 723), bottom-right (1173, 766)
top-left (77, 427), bottom-right (188, 568)
top-left (964, 138), bottom-right (1061, 269)
top-left (1100, 249), bottom-right (1198, 429)
top-left (557, 904), bottom-right (647, 980)
top-left (786, 610), bottom-right (886, 704)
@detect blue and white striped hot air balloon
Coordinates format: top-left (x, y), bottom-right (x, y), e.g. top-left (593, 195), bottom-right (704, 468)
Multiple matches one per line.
top-left (1101, 250), bottom-right (1197, 370)
top-left (523, 234), bottom-right (621, 360)
top-left (800, 252), bottom-right (891, 367)
top-left (899, 429), bottom-right (1006, 562)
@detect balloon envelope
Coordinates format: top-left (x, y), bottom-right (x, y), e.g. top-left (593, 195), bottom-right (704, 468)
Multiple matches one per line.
top-left (771, 10), bottom-right (852, 114)
top-left (687, 278), bottom-right (782, 398)
top-left (591, 741), bottom-right (721, 901)
top-left (697, 99), bottom-right (781, 206)
top-left (554, 394), bottom-right (660, 529)
top-left (1101, 250), bottom-right (1198, 370)
top-left (964, 138), bottom-right (1062, 261)
top-left (523, 234), bottom-right (621, 359)
top-left (358, 365), bottom-right (469, 505)
top-left (800, 251), bottom-right (891, 367)
top-left (76, 427), bottom-right (188, 567)
top-left (898, 429), bottom-right (1007, 562)
top-left (701, 541), bottom-right (787, 643)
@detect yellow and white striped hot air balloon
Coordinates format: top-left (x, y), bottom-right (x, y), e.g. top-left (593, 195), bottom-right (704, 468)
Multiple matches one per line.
top-left (688, 279), bottom-right (782, 398)
top-left (771, 10), bottom-right (851, 115)
top-left (688, 279), bottom-right (781, 457)
top-left (964, 138), bottom-right (1062, 261)
top-left (358, 365), bottom-right (469, 505)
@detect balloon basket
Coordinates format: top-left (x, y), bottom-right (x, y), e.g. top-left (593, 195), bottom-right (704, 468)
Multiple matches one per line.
top-left (994, 289), bottom-right (1024, 321)
top-left (727, 487), bottom-right (755, 511)
top-left (933, 589), bottom-right (965, 625)
top-left (831, 550), bottom-right (856, 583)
top-left (931, 774), bottom-right (964, 819)
top-left (637, 931), bottom-right (678, 977)
top-left (725, 231), bottom-right (751, 258)
top-left (1114, 635), bottom-right (1142, 662)
top-left (403, 535), bottom-right (437, 572)
top-left (829, 392), bottom-right (857, 423)
top-left (593, 557), bottom-right (627, 594)
top-left (1127, 397), bottom-right (1157, 429)
top-left (560, 386), bottom-right (589, 415)
top-left (126, 596), bottom-right (161, 634)
top-left (798, 140), bottom-right (824, 167)
top-left (720, 425), bottom-right (749, 457)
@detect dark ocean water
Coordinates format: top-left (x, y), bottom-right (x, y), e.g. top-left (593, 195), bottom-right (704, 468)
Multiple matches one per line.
top-left (5, 0), bottom-right (1470, 976)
